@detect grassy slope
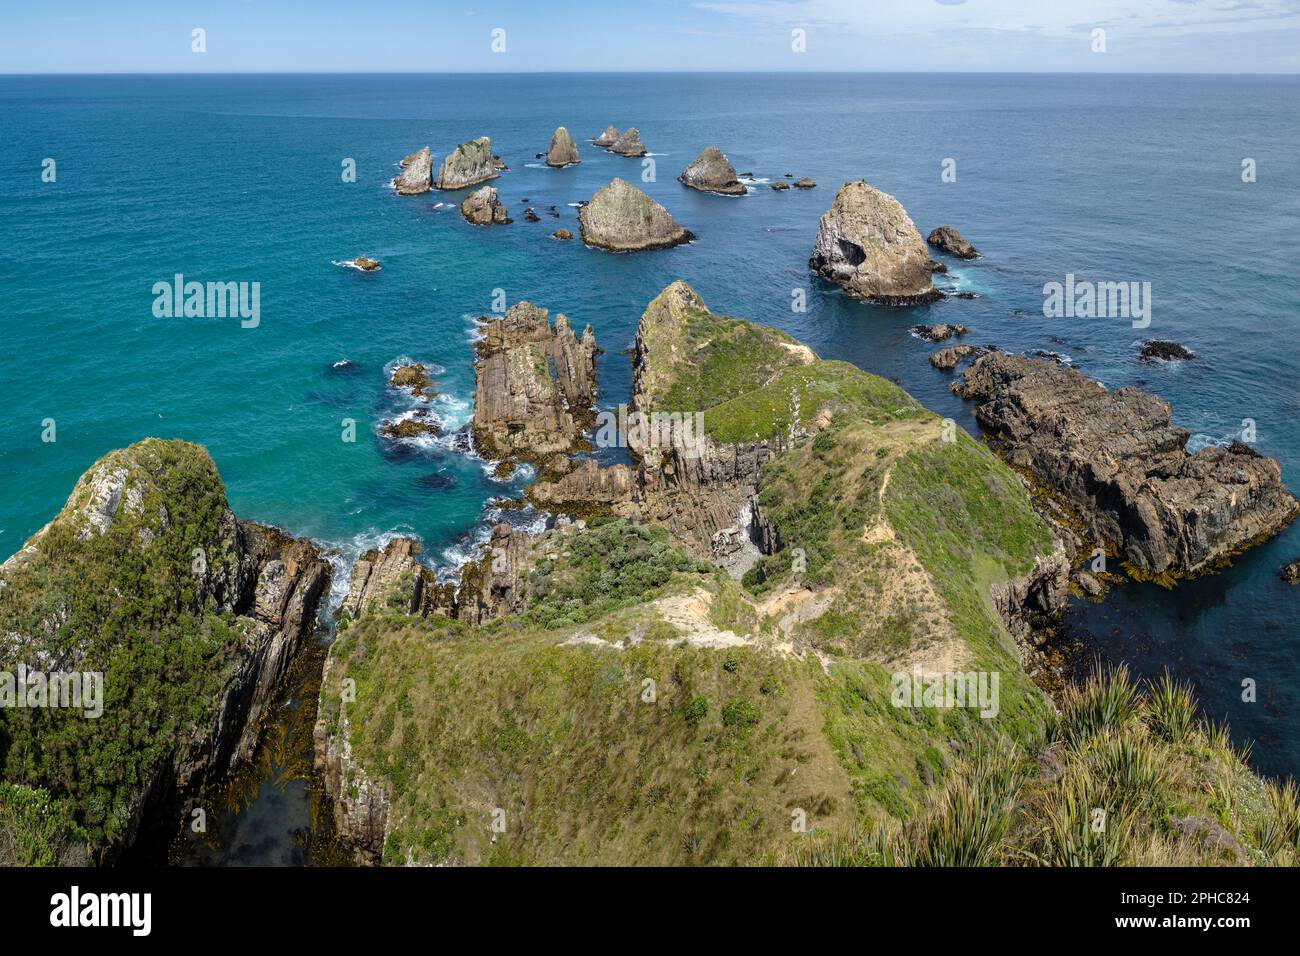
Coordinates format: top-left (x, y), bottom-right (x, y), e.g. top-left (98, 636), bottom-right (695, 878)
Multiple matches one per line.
top-left (0, 439), bottom-right (251, 852)
top-left (635, 280), bottom-right (812, 416)
top-left (322, 284), bottom-right (1294, 866)
top-left (322, 285), bottom-right (1071, 863)
top-left (789, 667), bottom-right (1300, 866)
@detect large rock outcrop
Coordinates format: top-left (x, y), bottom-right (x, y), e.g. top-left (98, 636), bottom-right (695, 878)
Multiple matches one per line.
top-left (592, 125), bottom-right (620, 147)
top-left (678, 146), bottom-right (746, 196)
top-left (0, 439), bottom-right (329, 861)
top-left (609, 128), bottom-right (647, 157)
top-left (394, 146), bottom-right (432, 195)
top-left (953, 353), bottom-right (1300, 580)
top-left (435, 136), bottom-right (498, 190)
top-left (546, 126), bottom-right (581, 167)
top-left (531, 281), bottom-right (814, 560)
top-left (809, 180), bottom-right (940, 305)
top-left (460, 185), bottom-right (511, 225)
top-left (471, 301), bottom-right (598, 464)
top-left (578, 178), bottom-right (693, 252)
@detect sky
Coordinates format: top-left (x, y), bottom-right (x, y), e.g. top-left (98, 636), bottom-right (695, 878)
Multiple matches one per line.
top-left (2, 0), bottom-right (1299, 73)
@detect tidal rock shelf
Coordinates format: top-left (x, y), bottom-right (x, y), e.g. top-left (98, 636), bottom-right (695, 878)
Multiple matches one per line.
top-left (953, 352), bottom-right (1299, 582)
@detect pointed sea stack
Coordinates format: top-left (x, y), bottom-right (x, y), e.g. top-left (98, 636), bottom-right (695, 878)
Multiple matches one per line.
top-left (546, 126), bottom-right (581, 167)
top-left (678, 146), bottom-right (746, 196)
top-left (394, 147), bottom-right (432, 195)
top-left (593, 125), bottom-right (620, 147)
top-left (578, 178), bottom-right (693, 252)
top-left (809, 180), bottom-right (939, 305)
top-left (435, 136), bottom-right (498, 190)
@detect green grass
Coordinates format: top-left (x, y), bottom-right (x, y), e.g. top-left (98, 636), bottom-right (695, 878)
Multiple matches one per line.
top-left (521, 520), bottom-right (713, 629)
top-left (635, 281), bottom-right (812, 416)
top-left (324, 614), bottom-right (853, 865)
top-left (790, 665), bottom-right (1294, 867)
top-left (703, 360), bottom-right (922, 445)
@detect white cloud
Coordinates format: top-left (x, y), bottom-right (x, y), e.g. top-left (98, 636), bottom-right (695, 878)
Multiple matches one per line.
top-left (695, 0), bottom-right (1300, 41)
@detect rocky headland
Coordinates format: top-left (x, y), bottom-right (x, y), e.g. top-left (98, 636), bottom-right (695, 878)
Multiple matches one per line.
top-left (953, 352), bottom-right (1299, 582)
top-left (313, 280), bottom-right (1218, 868)
top-left (809, 180), bottom-right (940, 304)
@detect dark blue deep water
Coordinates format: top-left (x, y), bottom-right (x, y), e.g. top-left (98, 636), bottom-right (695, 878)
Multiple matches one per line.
top-left (2, 73), bottom-right (1298, 858)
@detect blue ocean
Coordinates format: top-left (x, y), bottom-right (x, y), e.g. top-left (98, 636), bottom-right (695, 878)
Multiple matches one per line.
top-left (2, 73), bottom-right (1298, 860)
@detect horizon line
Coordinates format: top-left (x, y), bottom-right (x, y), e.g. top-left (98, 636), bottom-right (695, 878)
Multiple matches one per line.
top-left (3, 69), bottom-right (1300, 78)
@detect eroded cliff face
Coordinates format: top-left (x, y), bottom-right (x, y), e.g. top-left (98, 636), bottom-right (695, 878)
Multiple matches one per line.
top-left (954, 352), bottom-right (1300, 581)
top-left (0, 439), bottom-right (329, 860)
top-left (809, 180), bottom-right (940, 305)
top-left (471, 301), bottom-right (598, 466)
top-left (529, 430), bottom-right (787, 570)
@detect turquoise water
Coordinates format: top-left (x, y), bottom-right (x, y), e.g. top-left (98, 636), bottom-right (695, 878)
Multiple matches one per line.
top-left (2, 73), bottom-right (1299, 793)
